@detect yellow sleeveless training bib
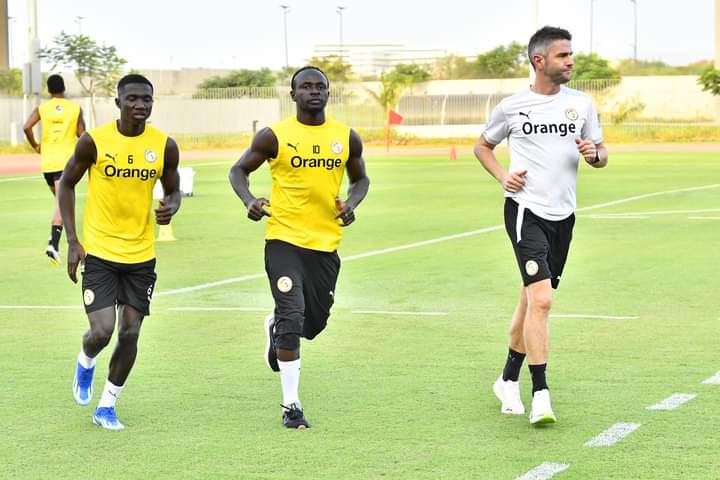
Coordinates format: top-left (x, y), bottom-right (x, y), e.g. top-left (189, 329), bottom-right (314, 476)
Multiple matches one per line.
top-left (38, 98), bottom-right (81, 173)
top-left (83, 121), bottom-right (167, 263)
top-left (266, 116), bottom-right (350, 252)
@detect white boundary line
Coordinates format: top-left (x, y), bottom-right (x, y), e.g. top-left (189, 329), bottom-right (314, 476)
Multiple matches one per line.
top-left (170, 306), bottom-right (270, 312)
top-left (0, 305), bottom-right (80, 309)
top-left (688, 216), bottom-right (720, 220)
top-left (584, 422), bottom-right (641, 447)
top-left (0, 175), bottom-right (38, 183)
top-left (702, 371), bottom-right (720, 384)
top-left (646, 393), bottom-right (696, 411)
top-left (588, 215), bottom-right (649, 220)
top-left (516, 462), bottom-right (570, 480)
top-left (351, 310), bottom-right (448, 316)
top-left (154, 183), bottom-right (720, 297)
top-left (550, 314), bottom-right (638, 320)
top-left (586, 208), bottom-right (720, 217)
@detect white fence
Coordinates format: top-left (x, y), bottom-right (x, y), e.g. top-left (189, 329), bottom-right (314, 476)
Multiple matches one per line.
top-left (3, 76), bottom-right (717, 144)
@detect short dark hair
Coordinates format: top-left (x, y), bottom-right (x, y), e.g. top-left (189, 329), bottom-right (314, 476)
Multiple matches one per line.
top-left (47, 74), bottom-right (65, 94)
top-left (290, 66), bottom-right (329, 90)
top-left (528, 26), bottom-right (572, 70)
top-left (117, 74), bottom-right (154, 94)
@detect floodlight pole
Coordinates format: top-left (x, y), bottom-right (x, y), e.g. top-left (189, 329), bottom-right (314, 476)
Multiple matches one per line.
top-left (629, 0), bottom-right (637, 61)
top-left (590, 0), bottom-right (596, 54)
top-left (337, 5), bottom-right (345, 64)
top-left (75, 16), bottom-right (85, 35)
top-left (281, 4), bottom-right (290, 69)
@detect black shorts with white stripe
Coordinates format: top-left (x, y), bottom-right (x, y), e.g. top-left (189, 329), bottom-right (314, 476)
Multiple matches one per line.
top-left (504, 198), bottom-right (575, 289)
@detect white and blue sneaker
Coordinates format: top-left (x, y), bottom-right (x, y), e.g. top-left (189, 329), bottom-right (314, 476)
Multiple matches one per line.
top-left (73, 362), bottom-right (95, 406)
top-left (93, 407), bottom-right (125, 430)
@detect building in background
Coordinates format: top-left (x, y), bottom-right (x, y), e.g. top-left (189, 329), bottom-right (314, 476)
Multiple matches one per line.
top-left (311, 43), bottom-right (446, 77)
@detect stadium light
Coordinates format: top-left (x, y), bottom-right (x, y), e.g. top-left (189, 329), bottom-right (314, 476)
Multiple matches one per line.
top-left (629, 0), bottom-right (637, 61)
top-left (280, 5), bottom-right (290, 68)
top-left (337, 5), bottom-right (346, 64)
top-left (74, 16), bottom-right (85, 35)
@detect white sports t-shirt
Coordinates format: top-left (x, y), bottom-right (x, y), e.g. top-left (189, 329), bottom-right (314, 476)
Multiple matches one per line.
top-left (483, 86), bottom-right (603, 221)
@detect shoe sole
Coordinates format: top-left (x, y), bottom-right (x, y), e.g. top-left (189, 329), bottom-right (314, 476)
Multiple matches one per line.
top-left (264, 315), bottom-right (279, 372)
top-left (92, 417), bottom-right (125, 430)
top-left (530, 413), bottom-right (557, 425)
top-left (73, 379), bottom-right (92, 406)
top-left (493, 380), bottom-right (525, 415)
top-left (47, 253), bottom-right (59, 266)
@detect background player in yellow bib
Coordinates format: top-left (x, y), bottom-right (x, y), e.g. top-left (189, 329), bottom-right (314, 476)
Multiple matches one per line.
top-left (229, 66), bottom-right (370, 429)
top-left (23, 74), bottom-right (85, 265)
top-left (58, 74), bottom-right (181, 430)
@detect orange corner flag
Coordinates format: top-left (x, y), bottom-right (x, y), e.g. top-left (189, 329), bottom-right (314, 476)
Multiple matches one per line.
top-left (388, 110), bottom-right (404, 125)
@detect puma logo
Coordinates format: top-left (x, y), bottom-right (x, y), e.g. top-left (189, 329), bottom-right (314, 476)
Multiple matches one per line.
top-left (105, 153), bottom-right (116, 162)
top-left (519, 111), bottom-right (531, 119)
top-left (287, 142), bottom-right (299, 152)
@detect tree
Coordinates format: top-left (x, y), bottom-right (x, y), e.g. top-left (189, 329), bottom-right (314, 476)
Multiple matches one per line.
top-left (366, 63), bottom-right (430, 114)
top-left (571, 53), bottom-right (620, 80)
top-left (0, 68), bottom-right (23, 96)
top-left (308, 55), bottom-right (353, 83)
top-left (474, 42), bottom-right (528, 78)
top-left (698, 67), bottom-right (720, 96)
top-left (199, 68), bottom-right (276, 88)
top-left (38, 31), bottom-right (127, 126)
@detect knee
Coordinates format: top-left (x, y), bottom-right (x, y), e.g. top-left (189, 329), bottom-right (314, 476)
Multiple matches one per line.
top-left (528, 292), bottom-right (553, 313)
top-left (117, 325), bottom-right (140, 345)
top-left (89, 324), bottom-right (114, 347)
top-left (275, 332), bottom-right (300, 351)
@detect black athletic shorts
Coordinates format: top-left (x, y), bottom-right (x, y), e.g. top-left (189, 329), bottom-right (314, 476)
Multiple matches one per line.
top-left (504, 198), bottom-right (575, 289)
top-left (265, 240), bottom-right (340, 342)
top-left (43, 171), bottom-right (62, 187)
top-left (81, 254), bottom-right (157, 315)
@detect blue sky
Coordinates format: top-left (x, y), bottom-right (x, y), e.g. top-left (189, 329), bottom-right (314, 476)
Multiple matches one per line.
top-left (7, 0), bottom-right (715, 70)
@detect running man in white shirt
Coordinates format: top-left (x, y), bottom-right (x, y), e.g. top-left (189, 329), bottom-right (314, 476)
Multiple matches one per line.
top-left (474, 26), bottom-right (608, 425)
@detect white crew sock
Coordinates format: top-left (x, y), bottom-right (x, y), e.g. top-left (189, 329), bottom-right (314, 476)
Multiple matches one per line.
top-left (97, 380), bottom-right (124, 408)
top-left (278, 358), bottom-right (301, 407)
top-left (77, 349), bottom-right (96, 369)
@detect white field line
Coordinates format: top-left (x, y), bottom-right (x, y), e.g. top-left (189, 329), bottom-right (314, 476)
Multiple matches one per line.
top-left (351, 310), bottom-right (448, 316)
top-left (550, 314), bottom-right (638, 320)
top-left (0, 175), bottom-right (38, 183)
top-left (584, 422), bottom-right (641, 447)
top-left (588, 215), bottom-right (649, 219)
top-left (688, 216), bottom-right (720, 220)
top-left (187, 160), bottom-right (233, 168)
top-left (0, 305), bottom-right (80, 309)
top-left (587, 208), bottom-right (720, 218)
top-left (152, 183), bottom-right (720, 297)
top-left (515, 462), bottom-right (570, 480)
top-left (574, 184), bottom-right (720, 213)
top-left (170, 306), bottom-right (270, 312)
top-left (702, 371), bottom-right (720, 384)
top-left (646, 393), bottom-right (697, 411)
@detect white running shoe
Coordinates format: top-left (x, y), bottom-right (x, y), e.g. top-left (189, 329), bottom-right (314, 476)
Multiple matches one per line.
top-left (529, 389), bottom-right (557, 425)
top-left (493, 375), bottom-right (525, 415)
top-left (46, 245), bottom-right (61, 266)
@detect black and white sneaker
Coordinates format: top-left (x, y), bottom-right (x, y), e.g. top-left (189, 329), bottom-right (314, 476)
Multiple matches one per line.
top-left (282, 403), bottom-right (309, 429)
top-left (265, 314), bottom-right (279, 372)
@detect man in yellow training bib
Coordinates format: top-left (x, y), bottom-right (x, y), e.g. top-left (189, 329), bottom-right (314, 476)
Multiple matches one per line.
top-left (58, 74), bottom-right (181, 430)
top-left (229, 66), bottom-right (370, 429)
top-left (23, 74), bottom-right (85, 265)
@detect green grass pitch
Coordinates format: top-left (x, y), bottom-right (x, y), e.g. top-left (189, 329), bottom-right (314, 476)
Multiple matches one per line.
top-left (1, 150), bottom-right (718, 479)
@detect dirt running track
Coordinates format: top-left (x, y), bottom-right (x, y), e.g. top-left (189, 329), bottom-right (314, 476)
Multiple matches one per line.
top-left (2, 143), bottom-right (719, 176)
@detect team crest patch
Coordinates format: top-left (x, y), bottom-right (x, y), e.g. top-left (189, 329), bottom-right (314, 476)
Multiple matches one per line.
top-left (525, 260), bottom-right (539, 276)
top-left (144, 149), bottom-right (157, 163)
top-left (331, 141), bottom-right (343, 154)
top-left (277, 276), bottom-right (293, 293)
top-left (83, 289), bottom-right (95, 306)
top-left (565, 108), bottom-right (579, 121)
top-left (55, 105), bottom-right (63, 113)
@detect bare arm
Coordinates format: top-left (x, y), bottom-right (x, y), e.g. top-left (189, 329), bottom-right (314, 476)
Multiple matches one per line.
top-left (228, 127), bottom-right (278, 221)
top-left (473, 135), bottom-right (527, 193)
top-left (576, 139), bottom-right (608, 169)
top-left (154, 137), bottom-right (182, 225)
top-left (58, 133), bottom-right (97, 283)
top-left (76, 108), bottom-right (86, 137)
top-left (23, 107), bottom-right (41, 153)
top-left (335, 129), bottom-right (370, 226)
